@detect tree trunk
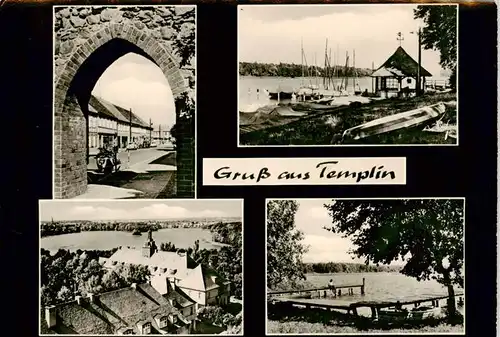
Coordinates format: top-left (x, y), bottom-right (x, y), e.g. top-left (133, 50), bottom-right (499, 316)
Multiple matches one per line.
top-left (439, 267), bottom-right (458, 322)
top-left (447, 283), bottom-right (457, 320)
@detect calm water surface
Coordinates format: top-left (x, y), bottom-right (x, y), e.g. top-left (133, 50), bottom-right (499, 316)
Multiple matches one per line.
top-left (40, 228), bottom-right (218, 252)
top-left (239, 75), bottom-right (449, 111)
top-left (302, 272), bottom-right (464, 315)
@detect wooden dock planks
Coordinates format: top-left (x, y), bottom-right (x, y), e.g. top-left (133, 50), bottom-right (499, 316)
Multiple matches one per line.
top-left (269, 292), bottom-right (464, 313)
top-left (273, 297), bottom-right (355, 308)
top-left (268, 283), bottom-right (364, 296)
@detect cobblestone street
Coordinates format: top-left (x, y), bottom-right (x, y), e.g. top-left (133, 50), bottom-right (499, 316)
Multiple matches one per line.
top-left (85, 149), bottom-right (177, 198)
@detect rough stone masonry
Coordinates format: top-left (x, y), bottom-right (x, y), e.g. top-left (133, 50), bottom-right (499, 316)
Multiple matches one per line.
top-left (53, 6), bottom-right (196, 199)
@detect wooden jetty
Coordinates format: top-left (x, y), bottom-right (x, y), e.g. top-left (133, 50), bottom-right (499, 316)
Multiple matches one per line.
top-left (269, 292), bottom-right (464, 320)
top-left (268, 278), bottom-right (464, 320)
top-left (268, 278), bottom-right (366, 298)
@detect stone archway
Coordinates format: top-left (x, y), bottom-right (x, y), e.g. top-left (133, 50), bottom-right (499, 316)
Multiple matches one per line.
top-left (54, 6), bottom-right (195, 199)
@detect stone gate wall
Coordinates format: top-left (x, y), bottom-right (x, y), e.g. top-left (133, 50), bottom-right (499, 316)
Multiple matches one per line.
top-left (53, 6), bottom-right (196, 198)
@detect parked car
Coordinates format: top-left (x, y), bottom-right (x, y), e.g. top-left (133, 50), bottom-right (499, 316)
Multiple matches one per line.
top-left (127, 142), bottom-right (138, 150)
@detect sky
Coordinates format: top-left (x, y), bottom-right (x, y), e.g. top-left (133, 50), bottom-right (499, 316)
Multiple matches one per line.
top-left (239, 4), bottom-right (457, 77)
top-left (92, 53), bottom-right (176, 131)
top-left (39, 200), bottom-right (243, 221)
top-left (291, 199), bottom-right (364, 264)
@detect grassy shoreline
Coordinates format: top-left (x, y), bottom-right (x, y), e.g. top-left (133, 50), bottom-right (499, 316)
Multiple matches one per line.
top-left (240, 92), bottom-right (457, 146)
top-left (267, 303), bottom-right (464, 334)
top-left (267, 319), bottom-right (464, 334)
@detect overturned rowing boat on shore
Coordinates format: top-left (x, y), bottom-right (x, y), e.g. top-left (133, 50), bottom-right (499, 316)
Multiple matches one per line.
top-left (342, 102), bottom-right (447, 141)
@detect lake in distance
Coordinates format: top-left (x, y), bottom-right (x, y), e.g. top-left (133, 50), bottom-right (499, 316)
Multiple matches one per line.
top-left (40, 228), bottom-right (220, 253)
top-left (294, 272), bottom-right (465, 316)
top-left (239, 75), bottom-right (449, 111)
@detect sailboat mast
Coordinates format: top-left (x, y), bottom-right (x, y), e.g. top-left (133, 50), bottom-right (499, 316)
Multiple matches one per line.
top-left (336, 44), bottom-right (340, 80)
top-left (353, 49), bottom-right (356, 91)
top-left (301, 38), bottom-right (304, 86)
top-left (353, 49), bottom-right (355, 71)
top-left (329, 48), bottom-right (332, 89)
top-left (324, 39), bottom-right (328, 89)
top-left (314, 52), bottom-right (318, 87)
top-left (333, 50), bottom-right (336, 79)
top-left (371, 61), bottom-right (374, 93)
top-left (345, 51), bottom-right (349, 90)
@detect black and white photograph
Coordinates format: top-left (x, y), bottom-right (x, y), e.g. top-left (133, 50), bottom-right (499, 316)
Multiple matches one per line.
top-left (53, 5), bottom-right (196, 199)
top-left (0, 1), bottom-right (498, 337)
top-left (39, 199), bottom-right (243, 335)
top-left (266, 198), bottom-right (465, 334)
top-left (238, 4), bottom-right (458, 146)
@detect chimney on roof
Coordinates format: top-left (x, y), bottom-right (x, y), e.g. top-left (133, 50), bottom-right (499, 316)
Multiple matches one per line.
top-left (168, 298), bottom-right (177, 307)
top-left (45, 306), bottom-right (57, 328)
top-left (75, 295), bottom-right (82, 305)
top-left (88, 293), bottom-right (95, 303)
top-left (131, 283), bottom-right (137, 289)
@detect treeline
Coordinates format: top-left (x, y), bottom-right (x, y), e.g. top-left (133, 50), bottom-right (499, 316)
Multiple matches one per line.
top-left (41, 221), bottom-right (244, 306)
top-left (40, 222), bottom-right (163, 237)
top-left (159, 239), bottom-right (243, 299)
top-left (302, 262), bottom-right (402, 274)
top-left (158, 222), bottom-right (243, 298)
top-left (40, 220), bottom-right (238, 238)
top-left (239, 62), bottom-right (373, 78)
top-left (209, 222), bottom-right (242, 246)
top-left (197, 307), bottom-right (242, 333)
top-left (40, 248), bottom-right (150, 306)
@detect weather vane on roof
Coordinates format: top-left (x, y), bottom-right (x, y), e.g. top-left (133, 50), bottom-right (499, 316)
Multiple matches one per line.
top-left (397, 32), bottom-right (404, 47)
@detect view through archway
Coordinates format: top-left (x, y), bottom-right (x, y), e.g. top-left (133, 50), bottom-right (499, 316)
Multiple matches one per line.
top-left (53, 6), bottom-right (196, 199)
top-left (86, 52), bottom-right (178, 198)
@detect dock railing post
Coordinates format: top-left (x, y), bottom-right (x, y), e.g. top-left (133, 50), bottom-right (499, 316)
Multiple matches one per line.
top-left (361, 278), bottom-right (365, 295)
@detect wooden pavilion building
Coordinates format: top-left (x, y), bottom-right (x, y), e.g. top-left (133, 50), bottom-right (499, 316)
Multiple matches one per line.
top-left (371, 46), bottom-right (432, 98)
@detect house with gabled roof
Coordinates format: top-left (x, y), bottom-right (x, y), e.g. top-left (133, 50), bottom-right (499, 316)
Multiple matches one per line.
top-left (371, 46), bottom-right (432, 98)
top-left (101, 230), bottom-right (231, 310)
top-left (177, 264), bottom-right (231, 307)
top-left (41, 283), bottom-right (192, 335)
top-left (87, 94), bottom-right (153, 152)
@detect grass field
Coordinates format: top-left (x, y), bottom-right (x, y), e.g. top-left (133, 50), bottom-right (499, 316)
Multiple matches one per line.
top-left (267, 302), bottom-right (464, 334)
top-left (240, 92), bottom-right (457, 146)
top-left (267, 319), bottom-right (464, 334)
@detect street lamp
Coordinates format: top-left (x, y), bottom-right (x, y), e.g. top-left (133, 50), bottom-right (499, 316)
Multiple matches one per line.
top-left (410, 27), bottom-right (422, 96)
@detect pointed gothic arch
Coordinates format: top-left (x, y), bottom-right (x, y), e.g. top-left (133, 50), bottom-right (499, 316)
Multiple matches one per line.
top-left (54, 20), bottom-right (194, 199)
